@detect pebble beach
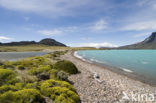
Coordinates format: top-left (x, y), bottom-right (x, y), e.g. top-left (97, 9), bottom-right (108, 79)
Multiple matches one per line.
top-left (61, 51), bottom-right (156, 103)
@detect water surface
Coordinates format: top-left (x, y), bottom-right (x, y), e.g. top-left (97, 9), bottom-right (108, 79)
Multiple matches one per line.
top-left (75, 50), bottom-right (156, 84)
top-left (0, 52), bottom-right (48, 61)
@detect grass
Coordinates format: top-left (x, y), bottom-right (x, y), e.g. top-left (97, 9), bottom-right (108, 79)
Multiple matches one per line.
top-left (0, 44), bottom-right (98, 52)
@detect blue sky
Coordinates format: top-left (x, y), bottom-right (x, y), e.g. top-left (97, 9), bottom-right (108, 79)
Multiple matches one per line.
top-left (0, 0), bottom-right (156, 47)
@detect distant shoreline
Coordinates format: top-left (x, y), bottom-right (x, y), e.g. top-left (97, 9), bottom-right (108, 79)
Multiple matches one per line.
top-left (73, 51), bottom-right (156, 87)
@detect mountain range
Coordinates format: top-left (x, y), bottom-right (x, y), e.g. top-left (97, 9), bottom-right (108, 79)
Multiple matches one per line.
top-left (0, 38), bottom-right (66, 47)
top-left (1, 32), bottom-right (156, 49)
top-left (119, 32), bottom-right (156, 49)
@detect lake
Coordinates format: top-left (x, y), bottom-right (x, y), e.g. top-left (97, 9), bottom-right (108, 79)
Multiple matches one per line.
top-left (0, 52), bottom-right (49, 61)
top-left (75, 50), bottom-right (156, 85)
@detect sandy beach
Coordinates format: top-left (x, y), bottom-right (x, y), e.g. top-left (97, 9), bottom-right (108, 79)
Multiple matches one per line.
top-left (61, 51), bottom-right (156, 103)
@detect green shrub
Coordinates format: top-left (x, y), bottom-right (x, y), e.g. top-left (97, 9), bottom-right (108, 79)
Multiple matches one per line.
top-left (28, 56), bottom-right (52, 66)
top-left (17, 60), bottom-right (33, 68)
top-left (28, 67), bottom-right (38, 75)
top-left (44, 51), bottom-right (67, 59)
top-left (2, 61), bottom-right (15, 69)
top-left (0, 69), bottom-right (18, 86)
top-left (17, 72), bottom-right (37, 83)
top-left (14, 89), bottom-right (45, 103)
top-left (0, 83), bottom-right (26, 95)
top-left (40, 79), bottom-right (75, 96)
top-left (25, 82), bottom-right (39, 89)
top-left (54, 60), bottom-right (78, 74)
top-left (15, 83), bottom-right (25, 90)
top-left (0, 89), bottom-right (45, 103)
top-left (40, 79), bottom-right (79, 103)
top-left (51, 87), bottom-right (79, 103)
top-left (16, 65), bottom-right (25, 70)
top-left (44, 54), bottom-right (52, 58)
top-left (0, 61), bottom-right (3, 66)
top-left (57, 71), bottom-right (68, 81)
top-left (37, 72), bottom-right (50, 80)
top-left (13, 56), bottom-right (52, 70)
top-left (49, 69), bottom-right (58, 80)
top-left (50, 70), bottom-right (68, 81)
top-left (28, 65), bottom-right (52, 80)
top-left (0, 85), bottom-right (17, 94)
top-left (28, 65), bottom-right (52, 75)
top-left (38, 65), bottom-right (52, 73)
top-left (0, 91), bottom-right (16, 103)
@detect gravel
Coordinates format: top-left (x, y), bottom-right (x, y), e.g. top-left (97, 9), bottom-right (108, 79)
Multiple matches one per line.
top-left (61, 51), bottom-right (156, 103)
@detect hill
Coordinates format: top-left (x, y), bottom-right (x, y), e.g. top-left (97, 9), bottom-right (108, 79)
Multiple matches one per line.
top-left (119, 32), bottom-right (156, 49)
top-left (0, 38), bottom-right (66, 47)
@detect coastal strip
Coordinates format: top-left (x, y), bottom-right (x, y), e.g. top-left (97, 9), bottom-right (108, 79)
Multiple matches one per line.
top-left (61, 51), bottom-right (156, 103)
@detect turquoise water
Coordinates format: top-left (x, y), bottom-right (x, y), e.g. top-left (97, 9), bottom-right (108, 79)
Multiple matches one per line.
top-left (75, 50), bottom-right (156, 81)
top-left (0, 52), bottom-right (49, 61)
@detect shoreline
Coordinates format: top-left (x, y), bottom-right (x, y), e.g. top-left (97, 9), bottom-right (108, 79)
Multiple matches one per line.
top-left (73, 51), bottom-right (156, 87)
top-left (61, 51), bottom-right (156, 102)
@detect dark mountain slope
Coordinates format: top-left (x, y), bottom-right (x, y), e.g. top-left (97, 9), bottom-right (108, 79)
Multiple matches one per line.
top-left (119, 32), bottom-right (156, 49)
top-left (39, 38), bottom-right (66, 46)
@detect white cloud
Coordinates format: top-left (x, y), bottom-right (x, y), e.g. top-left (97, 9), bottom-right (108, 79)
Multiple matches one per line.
top-left (71, 42), bottom-right (118, 48)
top-left (153, 4), bottom-right (156, 9)
top-left (64, 26), bottom-right (78, 32)
top-left (133, 32), bottom-right (150, 38)
top-left (122, 21), bottom-right (156, 31)
top-left (0, 0), bottom-right (108, 17)
top-left (38, 29), bottom-right (62, 36)
top-left (38, 26), bottom-right (78, 36)
top-left (91, 19), bottom-right (107, 31)
top-left (0, 36), bottom-right (12, 41)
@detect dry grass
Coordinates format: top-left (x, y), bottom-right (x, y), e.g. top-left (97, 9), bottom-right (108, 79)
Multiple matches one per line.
top-left (0, 44), bottom-right (98, 52)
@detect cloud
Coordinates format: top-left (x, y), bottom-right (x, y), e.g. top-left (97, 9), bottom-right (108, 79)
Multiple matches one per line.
top-left (0, 36), bottom-right (12, 41)
top-left (64, 26), bottom-right (78, 32)
top-left (133, 32), bottom-right (150, 38)
top-left (71, 42), bottom-right (118, 48)
top-left (37, 26), bottom-right (78, 36)
top-left (153, 4), bottom-right (156, 9)
top-left (38, 29), bottom-right (62, 36)
top-left (90, 19), bottom-right (107, 31)
top-left (0, 0), bottom-right (108, 17)
top-left (137, 0), bottom-right (150, 6)
top-left (122, 21), bottom-right (156, 31)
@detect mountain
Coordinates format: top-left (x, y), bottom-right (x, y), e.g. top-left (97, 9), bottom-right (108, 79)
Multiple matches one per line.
top-left (39, 38), bottom-right (66, 46)
top-left (119, 32), bottom-right (156, 49)
top-left (0, 38), bottom-right (66, 47)
top-left (0, 41), bottom-right (37, 46)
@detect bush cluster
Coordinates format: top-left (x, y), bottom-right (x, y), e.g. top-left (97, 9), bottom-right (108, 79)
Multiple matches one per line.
top-left (0, 89), bottom-right (45, 103)
top-left (54, 60), bottom-right (78, 74)
top-left (50, 69), bottom-right (68, 81)
top-left (41, 79), bottom-right (79, 103)
top-left (0, 52), bottom-right (80, 103)
top-left (0, 69), bottom-right (18, 86)
top-left (44, 51), bottom-right (68, 59)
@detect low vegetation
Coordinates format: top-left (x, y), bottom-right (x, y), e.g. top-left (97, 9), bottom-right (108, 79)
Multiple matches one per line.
top-left (0, 45), bottom-right (97, 52)
top-left (54, 60), bottom-right (78, 74)
top-left (0, 51), bottom-right (80, 103)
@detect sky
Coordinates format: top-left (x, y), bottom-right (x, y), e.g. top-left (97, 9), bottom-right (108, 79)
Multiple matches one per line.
top-left (0, 0), bottom-right (156, 47)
